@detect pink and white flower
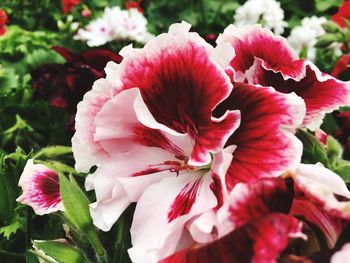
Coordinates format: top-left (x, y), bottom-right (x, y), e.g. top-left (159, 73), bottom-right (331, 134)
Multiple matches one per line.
top-left (217, 24), bottom-right (350, 130)
top-left (72, 21), bottom-right (305, 261)
top-left (17, 159), bottom-right (62, 215)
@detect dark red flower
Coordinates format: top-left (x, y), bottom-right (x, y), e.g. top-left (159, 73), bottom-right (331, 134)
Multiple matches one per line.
top-left (332, 0), bottom-right (350, 28)
top-left (0, 9), bottom-right (8, 36)
top-left (332, 53), bottom-right (350, 79)
top-left (125, 0), bottom-right (143, 13)
top-left (61, 0), bottom-right (80, 14)
top-left (31, 47), bottom-right (122, 110)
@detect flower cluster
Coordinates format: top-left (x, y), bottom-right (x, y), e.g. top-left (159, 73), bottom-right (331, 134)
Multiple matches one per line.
top-left (287, 16), bottom-right (328, 61)
top-left (233, 0), bottom-right (287, 35)
top-left (68, 21), bottom-right (350, 262)
top-left (75, 6), bottom-right (154, 47)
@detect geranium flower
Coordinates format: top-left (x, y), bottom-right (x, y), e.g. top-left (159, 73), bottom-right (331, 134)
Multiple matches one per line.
top-left (233, 0), bottom-right (287, 35)
top-left (125, 0), bottom-right (143, 14)
top-left (217, 24), bottom-right (350, 129)
top-left (332, 0), bottom-right (350, 28)
top-left (31, 47), bottom-right (122, 110)
top-left (17, 159), bottom-right (62, 215)
top-left (287, 16), bottom-right (327, 61)
top-left (161, 163), bottom-right (350, 262)
top-left (72, 21), bottom-right (305, 261)
top-left (75, 6), bottom-right (153, 47)
top-left (0, 9), bottom-right (8, 36)
top-left (61, 0), bottom-right (80, 14)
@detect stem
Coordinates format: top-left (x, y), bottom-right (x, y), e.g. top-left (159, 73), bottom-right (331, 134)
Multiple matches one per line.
top-left (26, 207), bottom-right (33, 248)
top-left (0, 249), bottom-right (25, 259)
top-left (86, 228), bottom-right (108, 263)
top-left (113, 217), bottom-right (125, 263)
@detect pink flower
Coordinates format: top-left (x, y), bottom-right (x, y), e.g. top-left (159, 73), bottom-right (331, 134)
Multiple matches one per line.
top-left (17, 160), bottom-right (62, 215)
top-left (73, 21), bottom-right (305, 261)
top-left (217, 24), bottom-right (350, 130)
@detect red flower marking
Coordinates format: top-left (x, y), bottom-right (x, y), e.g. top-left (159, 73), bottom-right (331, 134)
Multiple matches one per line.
top-left (167, 179), bottom-right (202, 222)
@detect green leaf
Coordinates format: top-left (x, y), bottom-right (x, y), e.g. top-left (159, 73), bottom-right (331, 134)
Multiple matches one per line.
top-left (333, 160), bottom-right (350, 183)
top-left (0, 212), bottom-right (25, 239)
top-left (296, 129), bottom-right (329, 167)
top-left (315, 0), bottom-right (342, 12)
top-left (34, 240), bottom-right (91, 263)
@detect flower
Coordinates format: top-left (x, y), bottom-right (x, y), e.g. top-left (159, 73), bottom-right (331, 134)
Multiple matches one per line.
top-left (331, 243), bottom-right (350, 262)
top-left (125, 0), bottom-right (143, 14)
top-left (335, 110), bottom-right (350, 155)
top-left (332, 0), bottom-right (350, 28)
top-left (0, 9), bottom-right (8, 36)
top-left (75, 6), bottom-right (153, 47)
top-left (217, 24), bottom-right (350, 130)
top-left (17, 160), bottom-right (62, 215)
top-left (162, 163), bottom-right (350, 262)
top-left (73, 21), bottom-right (305, 262)
top-left (31, 46), bottom-right (122, 110)
top-left (233, 0), bottom-right (287, 35)
top-left (287, 16), bottom-right (327, 61)
top-left (61, 0), bottom-right (80, 14)
top-left (332, 52), bottom-right (350, 78)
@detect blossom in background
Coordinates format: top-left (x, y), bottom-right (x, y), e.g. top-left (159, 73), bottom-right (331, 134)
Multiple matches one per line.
top-left (125, 0), bottom-right (143, 14)
top-left (61, 0), bottom-right (80, 14)
top-left (75, 6), bottom-right (153, 47)
top-left (335, 110), bottom-right (350, 154)
top-left (332, 52), bottom-right (350, 78)
top-left (287, 16), bottom-right (327, 61)
top-left (332, 0), bottom-right (350, 28)
top-left (0, 8), bottom-right (8, 36)
top-left (233, 0), bottom-right (287, 35)
top-left (17, 160), bottom-right (63, 215)
top-left (217, 24), bottom-right (350, 130)
top-left (72, 21), bottom-right (306, 262)
top-left (31, 46), bottom-right (122, 110)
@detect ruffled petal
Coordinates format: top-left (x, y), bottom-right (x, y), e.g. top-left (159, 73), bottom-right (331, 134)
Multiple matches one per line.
top-left (216, 24), bottom-right (297, 80)
top-left (247, 59), bottom-right (350, 129)
top-left (107, 21), bottom-right (238, 165)
top-left (17, 160), bottom-right (63, 215)
top-left (227, 177), bottom-right (294, 230)
top-left (160, 213), bottom-right (303, 263)
top-left (128, 172), bottom-right (217, 263)
top-left (291, 163), bottom-right (350, 221)
top-left (72, 78), bottom-right (113, 172)
top-left (214, 83), bottom-right (305, 189)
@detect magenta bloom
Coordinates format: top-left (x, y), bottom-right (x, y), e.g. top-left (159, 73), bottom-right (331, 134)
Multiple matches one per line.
top-left (72, 21), bottom-right (306, 261)
top-left (217, 24), bottom-right (350, 130)
top-left (17, 160), bottom-right (62, 215)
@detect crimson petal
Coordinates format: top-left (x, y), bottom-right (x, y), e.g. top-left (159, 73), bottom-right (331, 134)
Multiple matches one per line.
top-left (214, 83), bottom-right (304, 189)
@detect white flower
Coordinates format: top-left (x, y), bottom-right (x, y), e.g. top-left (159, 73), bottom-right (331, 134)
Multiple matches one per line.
top-left (75, 7), bottom-right (154, 47)
top-left (234, 0), bottom-right (287, 35)
top-left (287, 16), bottom-right (327, 61)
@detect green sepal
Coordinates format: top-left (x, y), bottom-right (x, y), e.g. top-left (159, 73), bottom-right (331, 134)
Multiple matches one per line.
top-left (33, 240), bottom-right (91, 263)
